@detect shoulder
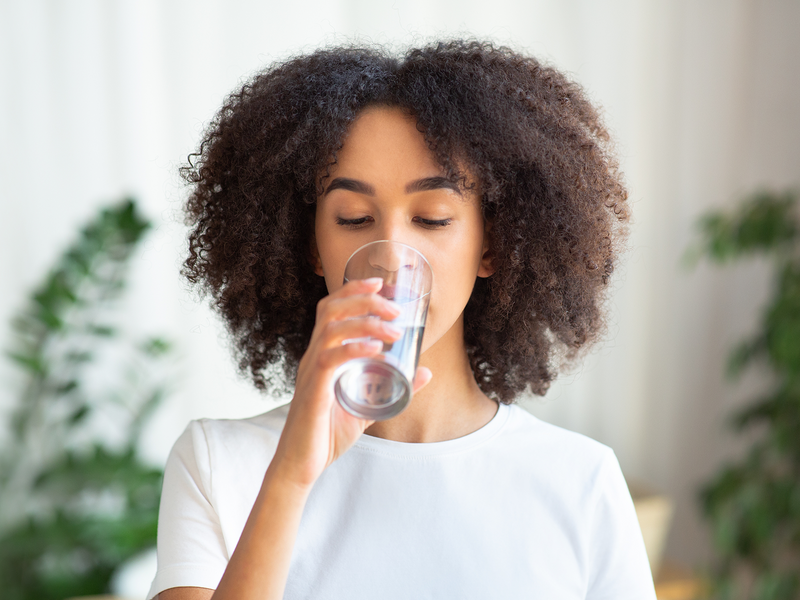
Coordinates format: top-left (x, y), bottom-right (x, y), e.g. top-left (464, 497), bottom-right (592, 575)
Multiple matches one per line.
top-left (176, 402), bottom-right (289, 451)
top-left (482, 412), bottom-right (654, 598)
top-left (487, 404), bottom-right (623, 510)
top-left (168, 403), bottom-right (290, 483)
top-left (502, 404), bottom-right (615, 470)
top-left (198, 401), bottom-right (289, 444)
top-left (162, 403), bottom-right (291, 533)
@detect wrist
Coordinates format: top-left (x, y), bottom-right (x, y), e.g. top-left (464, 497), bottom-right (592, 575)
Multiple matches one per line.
top-left (264, 454), bottom-right (317, 499)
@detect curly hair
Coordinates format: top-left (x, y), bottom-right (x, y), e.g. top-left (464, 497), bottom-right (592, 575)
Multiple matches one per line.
top-left (182, 40), bottom-right (628, 403)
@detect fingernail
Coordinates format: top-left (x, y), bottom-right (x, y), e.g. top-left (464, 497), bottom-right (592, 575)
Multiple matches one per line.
top-left (365, 277), bottom-right (384, 286)
top-left (384, 323), bottom-right (403, 336)
top-left (366, 340), bottom-right (384, 350)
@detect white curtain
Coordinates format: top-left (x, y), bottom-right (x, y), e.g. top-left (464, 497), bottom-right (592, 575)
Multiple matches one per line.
top-left (2, 0), bottom-right (799, 575)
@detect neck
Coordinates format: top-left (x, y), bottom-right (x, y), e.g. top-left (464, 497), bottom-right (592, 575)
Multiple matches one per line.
top-left (364, 317), bottom-right (498, 443)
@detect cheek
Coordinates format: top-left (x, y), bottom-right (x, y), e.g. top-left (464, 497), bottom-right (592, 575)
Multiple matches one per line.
top-left (424, 236), bottom-right (484, 330)
top-left (316, 242), bottom-right (348, 294)
top-left (429, 267), bottom-right (477, 319)
top-left (314, 223), bottom-right (358, 293)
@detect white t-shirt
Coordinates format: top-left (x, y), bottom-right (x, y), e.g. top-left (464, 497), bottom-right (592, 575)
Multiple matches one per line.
top-left (148, 402), bottom-right (657, 599)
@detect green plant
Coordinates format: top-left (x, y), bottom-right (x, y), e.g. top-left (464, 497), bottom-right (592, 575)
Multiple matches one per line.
top-left (0, 200), bottom-right (172, 600)
top-left (690, 190), bottom-right (800, 600)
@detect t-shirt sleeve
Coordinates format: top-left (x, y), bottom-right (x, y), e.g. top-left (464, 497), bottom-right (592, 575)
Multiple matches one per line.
top-left (585, 448), bottom-right (657, 600)
top-left (147, 420), bottom-right (228, 599)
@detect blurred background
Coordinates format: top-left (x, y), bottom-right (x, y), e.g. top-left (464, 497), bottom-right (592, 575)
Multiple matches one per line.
top-left (1, 0), bottom-right (799, 598)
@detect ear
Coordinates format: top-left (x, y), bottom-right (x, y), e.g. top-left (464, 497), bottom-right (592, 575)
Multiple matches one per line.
top-left (477, 220), bottom-right (495, 278)
top-left (309, 233), bottom-right (325, 277)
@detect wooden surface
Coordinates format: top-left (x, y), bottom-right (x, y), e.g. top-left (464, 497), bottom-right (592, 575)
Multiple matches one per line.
top-left (655, 559), bottom-right (705, 600)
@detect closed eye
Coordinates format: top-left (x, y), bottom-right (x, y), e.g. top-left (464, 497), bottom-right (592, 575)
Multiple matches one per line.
top-left (336, 216), bottom-right (451, 229)
top-left (336, 216), bottom-right (372, 229)
top-left (414, 217), bottom-right (452, 228)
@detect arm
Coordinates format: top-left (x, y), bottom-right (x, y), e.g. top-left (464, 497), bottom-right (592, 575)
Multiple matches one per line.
top-left (586, 449), bottom-right (657, 600)
top-left (158, 463), bottom-right (308, 600)
top-left (158, 588), bottom-right (214, 600)
top-left (156, 278), bottom-right (431, 600)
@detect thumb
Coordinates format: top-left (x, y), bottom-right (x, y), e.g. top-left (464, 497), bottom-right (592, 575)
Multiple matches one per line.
top-left (412, 366), bottom-right (433, 394)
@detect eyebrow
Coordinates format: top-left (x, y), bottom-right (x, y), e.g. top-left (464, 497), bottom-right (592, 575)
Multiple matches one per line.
top-left (323, 178), bottom-right (375, 196)
top-left (323, 176), bottom-right (462, 196)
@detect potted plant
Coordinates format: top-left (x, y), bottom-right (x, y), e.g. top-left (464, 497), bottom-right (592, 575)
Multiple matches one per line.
top-left (0, 200), bottom-right (172, 600)
top-left (689, 190), bottom-right (800, 599)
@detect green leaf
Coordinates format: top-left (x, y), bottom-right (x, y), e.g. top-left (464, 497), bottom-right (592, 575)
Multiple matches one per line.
top-left (115, 198), bottom-right (152, 243)
top-left (54, 380), bottom-right (79, 395)
top-left (85, 324), bottom-right (116, 337)
top-left (689, 190), bottom-right (799, 266)
top-left (10, 313), bottom-right (45, 336)
top-left (64, 350), bottom-right (92, 365)
top-left (734, 191), bottom-right (798, 251)
top-left (64, 247), bottom-right (93, 276)
top-left (33, 445), bottom-right (162, 499)
top-left (7, 351), bottom-right (46, 374)
top-left (726, 335), bottom-right (768, 379)
top-left (68, 405), bottom-right (90, 425)
top-left (141, 337), bottom-right (171, 357)
top-left (129, 387), bottom-right (167, 440)
top-left (31, 301), bottom-right (63, 330)
top-left (730, 394), bottom-right (778, 431)
top-left (763, 263), bottom-right (800, 376)
top-left (752, 570), bottom-right (798, 600)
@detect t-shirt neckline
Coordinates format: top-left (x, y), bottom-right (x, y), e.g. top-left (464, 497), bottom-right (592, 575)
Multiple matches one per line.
top-left (353, 402), bottom-right (512, 457)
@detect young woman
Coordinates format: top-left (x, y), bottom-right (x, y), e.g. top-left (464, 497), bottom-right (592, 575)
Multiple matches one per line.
top-left (148, 41), bottom-right (656, 599)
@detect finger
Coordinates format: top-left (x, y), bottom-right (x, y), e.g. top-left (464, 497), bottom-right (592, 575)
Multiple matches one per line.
top-left (317, 338), bottom-right (384, 371)
top-left (321, 317), bottom-right (403, 348)
top-left (331, 400), bottom-right (376, 429)
top-left (321, 292), bottom-right (401, 323)
top-left (412, 366), bottom-right (433, 394)
top-left (335, 277), bottom-right (385, 297)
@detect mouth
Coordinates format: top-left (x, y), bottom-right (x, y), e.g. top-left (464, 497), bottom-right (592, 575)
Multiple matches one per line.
top-left (378, 284), bottom-right (426, 303)
top-left (378, 283), bottom-right (397, 299)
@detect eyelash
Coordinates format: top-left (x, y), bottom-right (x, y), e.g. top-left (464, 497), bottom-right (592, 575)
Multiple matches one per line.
top-left (335, 217), bottom-right (452, 229)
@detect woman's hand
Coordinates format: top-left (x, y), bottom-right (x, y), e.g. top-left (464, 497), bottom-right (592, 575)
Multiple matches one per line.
top-left (270, 277), bottom-right (431, 490)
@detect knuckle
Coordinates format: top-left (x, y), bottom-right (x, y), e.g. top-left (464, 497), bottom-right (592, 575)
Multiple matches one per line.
top-left (316, 349), bottom-right (333, 370)
top-left (316, 300), bottom-right (334, 323)
top-left (315, 302), bottom-right (326, 321)
top-left (318, 321), bottom-right (337, 344)
top-left (345, 344), bottom-right (366, 360)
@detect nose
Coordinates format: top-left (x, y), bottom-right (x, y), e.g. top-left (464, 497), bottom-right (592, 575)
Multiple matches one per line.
top-left (358, 240), bottom-right (431, 300)
top-left (367, 241), bottom-right (414, 273)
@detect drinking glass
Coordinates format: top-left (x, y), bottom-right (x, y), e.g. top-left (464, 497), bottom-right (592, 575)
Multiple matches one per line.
top-left (333, 240), bottom-right (432, 420)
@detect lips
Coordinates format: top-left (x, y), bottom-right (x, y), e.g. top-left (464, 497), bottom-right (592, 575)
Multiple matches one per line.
top-left (378, 284), bottom-right (422, 303)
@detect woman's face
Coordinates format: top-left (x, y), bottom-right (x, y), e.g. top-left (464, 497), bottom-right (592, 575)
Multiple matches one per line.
top-left (313, 105), bottom-right (493, 355)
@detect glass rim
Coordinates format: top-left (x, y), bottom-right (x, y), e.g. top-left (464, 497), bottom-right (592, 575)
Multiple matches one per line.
top-left (343, 239), bottom-right (433, 290)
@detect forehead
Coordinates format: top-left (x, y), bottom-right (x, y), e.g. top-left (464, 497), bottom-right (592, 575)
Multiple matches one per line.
top-left (330, 106), bottom-right (442, 177)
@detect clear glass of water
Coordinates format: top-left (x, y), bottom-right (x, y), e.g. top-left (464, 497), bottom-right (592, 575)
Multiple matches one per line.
top-left (333, 240), bottom-right (432, 420)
